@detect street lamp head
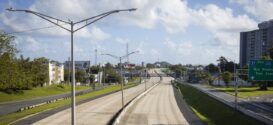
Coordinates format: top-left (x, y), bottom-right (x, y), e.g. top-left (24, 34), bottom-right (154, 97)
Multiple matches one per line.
top-left (128, 8), bottom-right (137, 12)
top-left (6, 8), bottom-right (31, 13)
top-left (6, 7), bottom-right (14, 11)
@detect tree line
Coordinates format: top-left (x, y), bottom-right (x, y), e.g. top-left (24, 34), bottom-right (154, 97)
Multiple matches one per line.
top-left (0, 32), bottom-right (48, 93)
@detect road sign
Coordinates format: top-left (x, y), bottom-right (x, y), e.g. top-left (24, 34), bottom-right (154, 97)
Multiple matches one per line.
top-left (249, 60), bottom-right (273, 81)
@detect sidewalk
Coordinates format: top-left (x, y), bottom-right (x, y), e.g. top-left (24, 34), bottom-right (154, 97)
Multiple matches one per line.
top-left (180, 82), bottom-right (273, 125)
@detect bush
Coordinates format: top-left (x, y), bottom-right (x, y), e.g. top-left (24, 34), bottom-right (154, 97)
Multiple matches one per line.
top-left (57, 84), bottom-right (65, 89)
top-left (221, 71), bottom-right (232, 87)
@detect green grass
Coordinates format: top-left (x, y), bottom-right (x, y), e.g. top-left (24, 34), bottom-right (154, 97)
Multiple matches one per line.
top-left (0, 83), bottom-right (137, 125)
top-left (178, 83), bottom-right (265, 125)
top-left (206, 85), bottom-right (273, 98)
top-left (191, 107), bottom-right (213, 125)
top-left (0, 84), bottom-right (90, 103)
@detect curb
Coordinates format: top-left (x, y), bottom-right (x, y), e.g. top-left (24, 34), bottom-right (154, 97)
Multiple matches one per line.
top-left (172, 82), bottom-right (204, 125)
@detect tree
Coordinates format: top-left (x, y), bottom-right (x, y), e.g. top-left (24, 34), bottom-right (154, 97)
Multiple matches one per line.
top-left (146, 63), bottom-right (155, 69)
top-left (75, 70), bottom-right (86, 83)
top-left (89, 74), bottom-right (95, 84)
top-left (169, 64), bottom-right (186, 78)
top-left (0, 32), bottom-right (25, 93)
top-left (17, 55), bottom-right (33, 89)
top-left (0, 32), bottom-right (51, 92)
top-left (217, 56), bottom-right (228, 72)
top-left (103, 63), bottom-right (121, 83)
top-left (0, 32), bottom-right (17, 56)
top-left (31, 57), bottom-right (49, 87)
top-left (205, 63), bottom-right (218, 74)
top-left (89, 65), bottom-right (101, 74)
top-left (221, 71), bottom-right (232, 87)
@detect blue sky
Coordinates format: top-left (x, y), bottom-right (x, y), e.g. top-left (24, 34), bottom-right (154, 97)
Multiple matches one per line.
top-left (1, 0), bottom-right (273, 65)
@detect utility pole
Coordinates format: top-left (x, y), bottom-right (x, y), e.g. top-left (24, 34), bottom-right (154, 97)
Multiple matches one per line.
top-left (7, 8), bottom-right (137, 125)
top-left (101, 51), bottom-right (139, 108)
top-left (126, 43), bottom-right (129, 63)
top-left (95, 49), bottom-right (98, 66)
top-left (68, 57), bottom-right (71, 85)
top-left (145, 69), bottom-right (147, 91)
top-left (233, 60), bottom-right (238, 109)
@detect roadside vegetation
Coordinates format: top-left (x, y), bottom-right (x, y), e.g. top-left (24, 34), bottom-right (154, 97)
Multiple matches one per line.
top-left (0, 82), bottom-right (138, 125)
top-left (178, 83), bottom-right (265, 125)
top-left (211, 86), bottom-right (273, 98)
top-left (0, 32), bottom-right (50, 93)
top-left (0, 84), bottom-right (90, 103)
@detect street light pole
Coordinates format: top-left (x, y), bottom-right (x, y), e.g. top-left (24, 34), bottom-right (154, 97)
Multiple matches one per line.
top-left (119, 57), bottom-right (124, 107)
top-left (145, 69), bottom-right (147, 91)
top-left (7, 8), bottom-right (136, 125)
top-left (70, 22), bottom-right (76, 124)
top-left (101, 51), bottom-right (139, 108)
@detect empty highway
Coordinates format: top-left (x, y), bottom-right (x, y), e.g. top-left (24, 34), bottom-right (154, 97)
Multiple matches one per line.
top-left (25, 70), bottom-right (160, 125)
top-left (119, 77), bottom-right (189, 125)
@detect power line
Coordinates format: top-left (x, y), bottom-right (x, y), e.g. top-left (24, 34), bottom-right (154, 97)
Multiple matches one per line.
top-left (6, 24), bottom-right (68, 35)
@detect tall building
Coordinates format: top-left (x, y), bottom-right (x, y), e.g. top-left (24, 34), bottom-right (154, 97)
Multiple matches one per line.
top-left (240, 20), bottom-right (273, 67)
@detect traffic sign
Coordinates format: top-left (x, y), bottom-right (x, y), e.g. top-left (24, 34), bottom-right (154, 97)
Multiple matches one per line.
top-left (248, 60), bottom-right (273, 81)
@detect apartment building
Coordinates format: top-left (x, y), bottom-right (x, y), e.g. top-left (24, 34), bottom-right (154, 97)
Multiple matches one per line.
top-left (240, 20), bottom-right (273, 67)
top-left (48, 61), bottom-right (64, 85)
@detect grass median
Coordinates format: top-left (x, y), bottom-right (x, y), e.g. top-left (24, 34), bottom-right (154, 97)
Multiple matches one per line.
top-left (212, 86), bottom-right (273, 99)
top-left (0, 82), bottom-right (138, 125)
top-left (177, 83), bottom-right (265, 125)
top-left (0, 84), bottom-right (90, 103)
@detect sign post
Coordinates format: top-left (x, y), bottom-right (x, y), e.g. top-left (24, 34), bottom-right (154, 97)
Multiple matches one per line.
top-left (249, 60), bottom-right (273, 81)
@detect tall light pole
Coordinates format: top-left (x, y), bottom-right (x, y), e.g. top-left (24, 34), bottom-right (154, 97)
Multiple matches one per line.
top-left (102, 51), bottom-right (139, 108)
top-left (7, 8), bottom-right (136, 125)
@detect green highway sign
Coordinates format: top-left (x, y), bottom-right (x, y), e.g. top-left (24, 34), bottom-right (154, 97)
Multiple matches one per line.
top-left (249, 60), bottom-right (273, 81)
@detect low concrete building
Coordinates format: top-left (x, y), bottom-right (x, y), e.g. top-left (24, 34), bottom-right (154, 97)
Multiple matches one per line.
top-left (48, 61), bottom-right (64, 85)
top-left (64, 61), bottom-right (91, 71)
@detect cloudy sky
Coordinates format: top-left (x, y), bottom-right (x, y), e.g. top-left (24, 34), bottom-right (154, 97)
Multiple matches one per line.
top-left (1, 0), bottom-right (273, 65)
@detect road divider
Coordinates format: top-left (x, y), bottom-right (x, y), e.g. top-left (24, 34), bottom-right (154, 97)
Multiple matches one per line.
top-left (113, 78), bottom-right (162, 125)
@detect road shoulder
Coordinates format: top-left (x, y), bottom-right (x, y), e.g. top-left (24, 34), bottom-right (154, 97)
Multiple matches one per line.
top-left (172, 83), bottom-right (204, 125)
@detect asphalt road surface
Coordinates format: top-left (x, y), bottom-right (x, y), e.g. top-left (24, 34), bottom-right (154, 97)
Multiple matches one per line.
top-left (30, 70), bottom-right (160, 125)
top-left (119, 77), bottom-right (189, 125)
top-left (0, 87), bottom-right (99, 116)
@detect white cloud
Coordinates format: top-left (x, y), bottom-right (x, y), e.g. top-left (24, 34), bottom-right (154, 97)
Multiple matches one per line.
top-left (150, 49), bottom-right (159, 56)
top-left (115, 37), bottom-right (128, 44)
top-left (229, 0), bottom-right (273, 21)
top-left (0, 0), bottom-right (260, 64)
top-left (164, 38), bottom-right (192, 56)
top-left (24, 37), bottom-right (41, 52)
top-left (163, 38), bottom-right (240, 64)
top-left (88, 26), bottom-right (111, 41)
top-left (193, 4), bottom-right (257, 32)
top-left (135, 42), bottom-right (145, 54)
top-left (192, 4), bottom-right (257, 47)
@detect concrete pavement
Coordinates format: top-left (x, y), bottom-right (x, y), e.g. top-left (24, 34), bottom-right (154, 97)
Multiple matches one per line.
top-left (20, 71), bottom-right (160, 125)
top-left (119, 77), bottom-right (189, 125)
